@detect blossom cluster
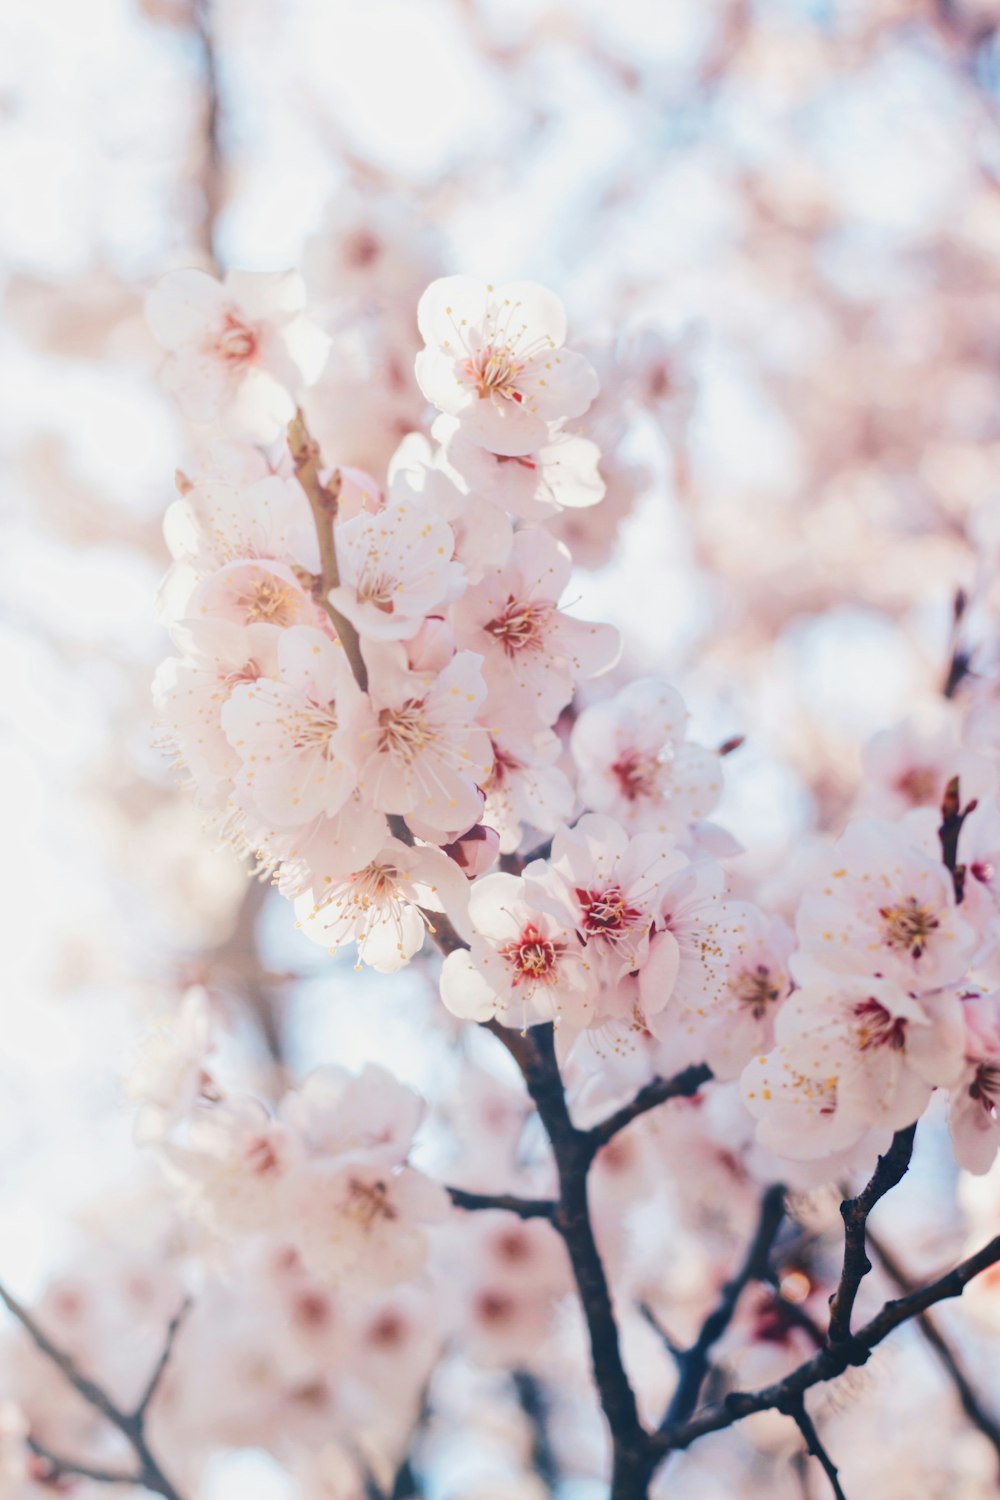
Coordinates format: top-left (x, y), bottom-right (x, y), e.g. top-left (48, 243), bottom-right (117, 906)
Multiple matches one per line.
top-left (150, 262), bottom-right (1000, 1206)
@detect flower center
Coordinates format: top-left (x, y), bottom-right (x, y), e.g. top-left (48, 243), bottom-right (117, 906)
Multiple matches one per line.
top-left (378, 700), bottom-right (432, 762)
top-left (576, 885), bottom-right (644, 939)
top-left (853, 997), bottom-right (907, 1051)
top-left (728, 964), bottom-right (783, 1019)
top-left (345, 1176), bottom-right (396, 1230)
top-left (879, 898), bottom-right (940, 959)
top-left (499, 924), bottom-right (563, 988)
top-left (610, 748), bottom-right (667, 802)
top-left (245, 1134), bottom-right (282, 1177)
top-left (215, 310), bottom-right (259, 366)
top-left (465, 345), bottom-right (524, 402)
top-left (894, 766), bottom-right (940, 807)
top-left (356, 562), bottom-right (399, 614)
top-left (235, 576), bottom-right (300, 626)
top-left (484, 596), bottom-right (554, 656)
top-left (288, 700), bottom-right (339, 758)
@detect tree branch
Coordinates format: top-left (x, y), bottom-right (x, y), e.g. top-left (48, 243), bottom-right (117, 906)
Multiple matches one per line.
top-left (447, 1186), bottom-right (556, 1219)
top-left (662, 1183), bottom-right (785, 1427)
top-left (0, 1282), bottom-right (188, 1500)
top-left (827, 1125), bottom-right (916, 1344)
top-left (485, 1021), bottom-right (650, 1498)
top-left (288, 411), bottom-right (369, 691)
top-left (653, 1234), bottom-right (1000, 1456)
top-left (782, 1394), bottom-right (848, 1500)
top-left (584, 1064), bottom-right (713, 1155)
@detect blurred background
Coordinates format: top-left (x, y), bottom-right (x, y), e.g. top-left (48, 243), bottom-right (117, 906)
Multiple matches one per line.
top-left (3, 0), bottom-right (1000, 1491)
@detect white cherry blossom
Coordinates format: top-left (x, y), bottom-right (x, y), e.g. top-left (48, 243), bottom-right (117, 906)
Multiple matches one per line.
top-left (294, 1161), bottom-right (449, 1294)
top-left (329, 501), bottom-right (465, 641)
top-left (221, 626), bottom-right (371, 826)
top-left (415, 277), bottom-right (598, 457)
top-left (434, 414), bottom-right (605, 519)
top-left (293, 837), bottom-right (471, 972)
top-left (451, 527), bottom-right (619, 727)
top-left (440, 872), bottom-right (596, 1030)
top-left (795, 816), bottom-right (977, 994)
top-left (571, 678), bottom-right (723, 836)
top-left (358, 649), bottom-right (493, 834)
top-left (146, 268), bottom-right (330, 439)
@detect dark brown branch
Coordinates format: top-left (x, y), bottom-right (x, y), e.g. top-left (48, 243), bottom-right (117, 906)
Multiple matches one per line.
top-left (867, 1229), bottom-right (1000, 1455)
top-left (782, 1394), bottom-right (847, 1500)
top-left (0, 1282), bottom-right (188, 1500)
top-left (486, 1021), bottom-right (650, 1499)
top-left (827, 1125), bottom-right (916, 1344)
top-left (447, 1186), bottom-right (556, 1219)
top-left (654, 1234), bottom-right (1000, 1456)
top-left (662, 1183), bottom-right (785, 1427)
top-left (288, 411), bottom-right (369, 691)
top-left (939, 775), bottom-right (977, 903)
top-left (585, 1064), bottom-right (713, 1154)
top-left (512, 1370), bottom-right (560, 1490)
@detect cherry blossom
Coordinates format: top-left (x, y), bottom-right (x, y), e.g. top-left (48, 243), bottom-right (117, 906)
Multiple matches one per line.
top-left (221, 626), bottom-right (371, 826)
top-left (329, 501), bottom-right (466, 641)
top-left (146, 268), bottom-right (330, 439)
top-left (440, 872), bottom-right (596, 1030)
top-left (434, 414), bottom-right (605, 519)
top-left (415, 276), bottom-right (599, 456)
top-left (571, 678), bottom-right (723, 836)
top-left (949, 991), bottom-right (1000, 1174)
top-left (742, 973), bottom-right (965, 1159)
top-left (359, 649), bottom-right (493, 834)
top-left (451, 527), bottom-right (620, 727)
top-left (293, 837), bottom-right (471, 971)
top-left (795, 816), bottom-right (977, 993)
top-left (294, 1161), bottom-right (448, 1294)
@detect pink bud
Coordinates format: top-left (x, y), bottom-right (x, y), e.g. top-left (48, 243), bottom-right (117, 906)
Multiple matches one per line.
top-left (442, 823), bottom-right (501, 880)
top-left (408, 615), bottom-right (456, 674)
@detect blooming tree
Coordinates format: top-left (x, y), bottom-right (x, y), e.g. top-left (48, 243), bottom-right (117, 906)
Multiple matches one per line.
top-left (9, 4), bottom-right (1000, 1500)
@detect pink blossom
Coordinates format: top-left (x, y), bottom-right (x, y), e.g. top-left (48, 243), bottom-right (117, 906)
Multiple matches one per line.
top-left (294, 1162), bottom-right (448, 1294)
top-left (434, 414), bottom-right (605, 519)
top-left (415, 276), bottom-right (598, 457)
top-left (221, 627), bottom-right (371, 826)
top-left (949, 991), bottom-right (1000, 1174)
top-left (358, 649), bottom-right (493, 834)
top-left (439, 872), bottom-right (596, 1030)
top-left (329, 502), bottom-right (465, 641)
top-left (293, 837), bottom-right (471, 972)
top-left (794, 817), bottom-right (977, 993)
top-left (571, 679), bottom-right (723, 836)
top-left (451, 527), bottom-right (620, 727)
top-left (146, 268), bottom-right (330, 439)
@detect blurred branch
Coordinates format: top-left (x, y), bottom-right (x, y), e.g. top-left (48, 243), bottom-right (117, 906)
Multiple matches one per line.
top-left (782, 1394), bottom-right (847, 1500)
top-left (447, 1186), bottom-right (556, 1219)
top-left (192, 0), bottom-right (224, 271)
top-left (867, 1228), bottom-right (1000, 1456)
top-left (661, 1183), bottom-right (786, 1427)
top-left (0, 1282), bottom-right (189, 1500)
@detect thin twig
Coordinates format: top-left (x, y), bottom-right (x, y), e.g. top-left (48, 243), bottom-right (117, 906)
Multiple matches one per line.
top-left (0, 1283), bottom-right (188, 1500)
top-left (827, 1126), bottom-right (916, 1344)
top-left (585, 1064), bottom-right (713, 1155)
top-left (133, 1299), bottom-right (192, 1422)
top-left (783, 1394), bottom-right (848, 1500)
top-left (662, 1183), bottom-right (785, 1427)
top-left (939, 775), bottom-right (977, 903)
top-left (27, 1437), bottom-right (142, 1488)
top-left (447, 1186), bottom-right (556, 1219)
